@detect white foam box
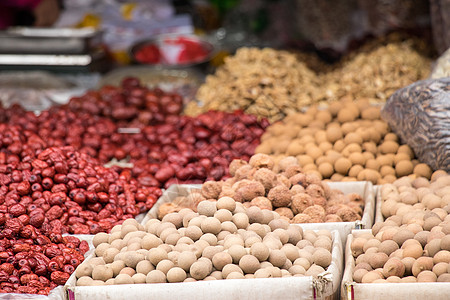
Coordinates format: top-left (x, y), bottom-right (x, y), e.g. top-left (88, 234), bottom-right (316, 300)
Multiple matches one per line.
top-left (141, 182), bottom-right (376, 249)
top-left (64, 229), bottom-right (343, 300)
top-left (341, 230), bottom-right (450, 300)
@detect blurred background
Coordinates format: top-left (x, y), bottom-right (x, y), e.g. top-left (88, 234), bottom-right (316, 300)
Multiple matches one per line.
top-left (0, 0), bottom-right (448, 110)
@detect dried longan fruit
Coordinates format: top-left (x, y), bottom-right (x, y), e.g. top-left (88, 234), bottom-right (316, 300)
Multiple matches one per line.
top-left (395, 161), bottom-right (414, 177)
top-left (326, 126), bottom-right (343, 143)
top-left (318, 162), bottom-right (334, 178)
top-left (348, 152), bottom-right (365, 165)
top-left (334, 158), bottom-right (352, 175)
top-left (347, 165), bottom-right (363, 178)
top-left (333, 140), bottom-right (346, 152)
top-left (344, 132), bottom-right (363, 145)
top-left (414, 164), bottom-right (432, 179)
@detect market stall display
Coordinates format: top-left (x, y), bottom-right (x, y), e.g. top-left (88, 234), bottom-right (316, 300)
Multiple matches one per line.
top-left (185, 42), bottom-right (430, 122)
top-left (0, 8), bottom-right (446, 298)
top-left (0, 78), bottom-right (269, 189)
top-left (0, 205), bottom-right (90, 295)
top-left (154, 153), bottom-right (365, 224)
top-left (376, 171), bottom-right (450, 223)
top-left (65, 203), bottom-right (343, 299)
top-left (321, 41), bottom-right (431, 102)
top-left (99, 67), bottom-right (204, 104)
top-left (128, 110), bottom-right (268, 188)
top-left (342, 230), bottom-right (450, 300)
top-left (185, 47), bottom-right (321, 122)
top-left (255, 99), bottom-right (432, 184)
top-left (340, 172), bottom-right (450, 297)
top-left (0, 145), bottom-right (161, 235)
top-left (142, 180), bottom-right (375, 249)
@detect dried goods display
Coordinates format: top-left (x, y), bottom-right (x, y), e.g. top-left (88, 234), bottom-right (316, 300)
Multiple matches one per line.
top-left (75, 202), bottom-right (334, 286)
top-left (322, 42), bottom-right (431, 102)
top-left (0, 27), bottom-right (444, 299)
top-left (129, 110), bottom-right (269, 189)
top-left (350, 226), bottom-right (450, 283)
top-left (157, 153), bottom-right (364, 224)
top-left (67, 77), bottom-right (184, 126)
top-left (0, 145), bottom-right (161, 234)
top-left (379, 171), bottom-right (450, 221)
top-left (255, 99), bottom-right (432, 184)
top-left (185, 47), bottom-right (321, 122)
top-left (185, 42), bottom-right (430, 122)
top-left (345, 172), bottom-right (450, 284)
top-left (0, 233), bottom-right (89, 294)
top-left (382, 77), bottom-right (450, 172)
top-left (0, 80), bottom-right (269, 189)
top-left (99, 67), bottom-right (203, 104)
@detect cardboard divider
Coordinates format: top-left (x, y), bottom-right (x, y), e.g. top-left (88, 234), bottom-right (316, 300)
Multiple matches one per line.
top-left (374, 185), bottom-right (385, 224)
top-left (65, 225), bottom-right (344, 300)
top-left (341, 230), bottom-right (450, 300)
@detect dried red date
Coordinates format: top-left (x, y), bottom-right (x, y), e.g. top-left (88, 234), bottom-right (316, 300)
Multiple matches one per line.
top-left (17, 286), bottom-right (38, 294)
top-left (50, 271), bottom-right (69, 285)
top-left (12, 244), bottom-right (30, 253)
top-left (20, 273), bottom-right (38, 285)
top-left (34, 265), bottom-right (47, 277)
top-left (45, 206), bottom-right (63, 221)
top-left (29, 213), bottom-right (45, 228)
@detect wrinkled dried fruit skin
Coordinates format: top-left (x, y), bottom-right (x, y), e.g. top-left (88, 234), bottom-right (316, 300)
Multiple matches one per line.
top-left (0, 145), bottom-right (162, 234)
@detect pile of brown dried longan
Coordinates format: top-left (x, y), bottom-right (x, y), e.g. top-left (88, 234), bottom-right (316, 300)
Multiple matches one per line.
top-left (157, 154), bottom-right (364, 224)
top-left (350, 171), bottom-right (450, 284)
top-left (256, 99), bottom-right (433, 185)
top-left (74, 200), bottom-right (334, 285)
top-left (351, 224), bottom-right (450, 283)
top-left (380, 171), bottom-right (450, 224)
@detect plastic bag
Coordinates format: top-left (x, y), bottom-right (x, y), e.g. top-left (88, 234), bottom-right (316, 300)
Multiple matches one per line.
top-left (381, 78), bottom-right (450, 172)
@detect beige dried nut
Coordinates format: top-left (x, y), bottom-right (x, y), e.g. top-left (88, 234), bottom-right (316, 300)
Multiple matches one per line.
top-left (254, 168), bottom-right (278, 191)
top-left (267, 185), bottom-right (292, 208)
top-left (291, 213), bottom-right (312, 223)
top-left (247, 198), bottom-right (271, 211)
top-left (336, 207), bottom-right (362, 222)
top-left (235, 181), bottom-right (266, 202)
top-left (201, 181), bottom-right (223, 199)
top-left (229, 160), bottom-right (248, 177)
top-left (249, 154), bottom-right (275, 170)
top-left (305, 184), bottom-right (325, 198)
top-left (158, 203), bottom-right (181, 219)
top-left (291, 193), bottom-right (314, 214)
top-left (274, 207), bottom-right (294, 219)
top-left (303, 205), bottom-right (326, 223)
